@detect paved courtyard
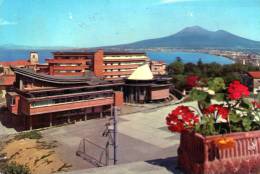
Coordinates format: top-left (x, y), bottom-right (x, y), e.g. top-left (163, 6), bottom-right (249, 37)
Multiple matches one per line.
top-left (41, 101), bottom-right (198, 172)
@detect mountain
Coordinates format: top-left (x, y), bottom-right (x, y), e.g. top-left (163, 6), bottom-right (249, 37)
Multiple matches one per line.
top-left (115, 26), bottom-right (260, 49)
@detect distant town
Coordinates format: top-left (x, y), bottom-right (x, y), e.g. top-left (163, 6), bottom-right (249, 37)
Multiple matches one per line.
top-left (107, 47), bottom-right (260, 66)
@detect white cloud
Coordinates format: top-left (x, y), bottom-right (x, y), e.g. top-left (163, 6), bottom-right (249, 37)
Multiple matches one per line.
top-left (68, 12), bottom-right (73, 20)
top-left (160, 0), bottom-right (196, 4)
top-left (0, 18), bottom-right (17, 26)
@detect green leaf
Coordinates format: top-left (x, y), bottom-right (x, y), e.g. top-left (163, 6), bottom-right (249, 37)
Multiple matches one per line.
top-left (189, 89), bottom-right (208, 101)
top-left (214, 93), bottom-right (225, 101)
top-left (230, 124), bottom-right (243, 132)
top-left (240, 98), bottom-right (251, 109)
top-left (229, 112), bottom-right (241, 123)
top-left (242, 117), bottom-right (252, 131)
top-left (207, 77), bottom-right (225, 92)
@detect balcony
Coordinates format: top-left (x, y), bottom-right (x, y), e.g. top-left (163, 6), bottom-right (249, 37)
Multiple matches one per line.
top-left (52, 65), bottom-right (88, 71)
top-left (52, 72), bottom-right (85, 76)
top-left (103, 71), bottom-right (133, 76)
top-left (46, 58), bottom-right (87, 64)
top-left (20, 90), bottom-right (115, 115)
top-left (21, 97), bottom-right (113, 115)
top-left (103, 64), bottom-right (139, 69)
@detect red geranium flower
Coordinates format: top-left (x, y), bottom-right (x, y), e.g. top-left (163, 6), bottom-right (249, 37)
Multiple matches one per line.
top-left (166, 105), bottom-right (199, 133)
top-left (227, 80), bottom-right (250, 100)
top-left (203, 104), bottom-right (229, 120)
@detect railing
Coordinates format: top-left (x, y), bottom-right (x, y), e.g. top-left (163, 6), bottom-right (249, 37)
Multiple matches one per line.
top-left (76, 138), bottom-right (109, 167)
top-left (22, 97), bottom-right (114, 115)
top-left (169, 85), bottom-right (184, 100)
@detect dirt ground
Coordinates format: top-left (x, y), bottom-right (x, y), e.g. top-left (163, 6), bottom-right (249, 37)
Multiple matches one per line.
top-left (1, 137), bottom-right (71, 174)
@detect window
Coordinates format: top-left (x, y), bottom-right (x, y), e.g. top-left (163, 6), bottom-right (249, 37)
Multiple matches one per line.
top-left (11, 98), bottom-right (16, 105)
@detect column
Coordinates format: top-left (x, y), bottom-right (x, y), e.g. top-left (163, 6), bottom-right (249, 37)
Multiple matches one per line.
top-left (29, 116), bottom-right (32, 130)
top-left (110, 104), bottom-right (113, 117)
top-left (84, 108), bottom-right (87, 121)
top-left (49, 113), bottom-right (53, 127)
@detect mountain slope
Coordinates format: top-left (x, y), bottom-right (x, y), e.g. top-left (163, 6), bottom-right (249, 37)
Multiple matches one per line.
top-left (116, 26), bottom-right (260, 49)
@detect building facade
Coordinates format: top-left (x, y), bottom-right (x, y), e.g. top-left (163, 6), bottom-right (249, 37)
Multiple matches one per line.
top-left (150, 61), bottom-right (167, 75)
top-left (45, 50), bottom-right (149, 80)
top-left (0, 52), bottom-right (40, 97)
top-left (124, 64), bottom-right (170, 103)
top-left (102, 52), bottom-right (149, 80)
top-left (244, 71), bottom-right (260, 94)
top-left (6, 67), bottom-right (124, 130)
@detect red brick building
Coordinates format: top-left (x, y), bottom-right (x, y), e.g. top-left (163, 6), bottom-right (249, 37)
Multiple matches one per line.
top-left (46, 49), bottom-right (149, 80)
top-left (150, 60), bottom-right (167, 75)
top-left (0, 52), bottom-right (40, 93)
top-left (4, 50), bottom-right (170, 130)
top-left (6, 67), bottom-right (124, 130)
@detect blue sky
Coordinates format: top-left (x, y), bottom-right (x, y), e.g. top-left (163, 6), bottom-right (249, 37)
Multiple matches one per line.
top-left (0, 0), bottom-right (260, 47)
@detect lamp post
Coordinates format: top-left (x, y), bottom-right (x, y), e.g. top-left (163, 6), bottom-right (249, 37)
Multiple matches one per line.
top-left (103, 106), bottom-right (119, 165)
top-left (113, 106), bottom-right (118, 165)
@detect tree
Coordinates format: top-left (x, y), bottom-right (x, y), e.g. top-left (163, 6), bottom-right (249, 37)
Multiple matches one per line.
top-left (206, 63), bottom-right (223, 77)
top-left (172, 74), bottom-right (187, 90)
top-left (185, 63), bottom-right (202, 76)
top-left (167, 59), bottom-right (184, 75)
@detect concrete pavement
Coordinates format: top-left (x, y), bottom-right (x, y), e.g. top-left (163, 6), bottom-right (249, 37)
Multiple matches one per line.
top-left (58, 157), bottom-right (183, 174)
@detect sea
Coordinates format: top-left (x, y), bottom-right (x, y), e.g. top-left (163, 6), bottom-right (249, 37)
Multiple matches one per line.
top-left (0, 49), bottom-right (234, 64)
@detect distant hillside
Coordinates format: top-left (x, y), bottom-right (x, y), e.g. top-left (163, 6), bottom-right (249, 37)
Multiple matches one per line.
top-left (114, 26), bottom-right (260, 49)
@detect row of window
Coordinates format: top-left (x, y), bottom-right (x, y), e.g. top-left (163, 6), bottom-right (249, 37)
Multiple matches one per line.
top-left (105, 75), bottom-right (127, 78)
top-left (104, 69), bottom-right (135, 72)
top-left (56, 63), bottom-right (82, 66)
top-left (55, 70), bottom-right (82, 73)
top-left (104, 62), bottom-right (144, 66)
top-left (31, 93), bottom-right (113, 108)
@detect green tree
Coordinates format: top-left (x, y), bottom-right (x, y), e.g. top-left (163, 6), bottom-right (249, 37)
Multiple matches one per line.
top-left (223, 72), bottom-right (241, 85)
top-left (167, 59), bottom-right (184, 75)
top-left (206, 63), bottom-right (223, 77)
top-left (171, 74), bottom-right (187, 90)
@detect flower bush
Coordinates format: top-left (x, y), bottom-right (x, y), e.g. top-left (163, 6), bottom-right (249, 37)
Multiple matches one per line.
top-left (166, 78), bottom-right (260, 136)
top-left (166, 106), bottom-right (199, 132)
top-left (228, 80), bottom-right (250, 100)
top-left (186, 75), bottom-right (200, 88)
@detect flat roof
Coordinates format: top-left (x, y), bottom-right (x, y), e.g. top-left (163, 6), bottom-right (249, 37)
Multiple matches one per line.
top-left (248, 71), bottom-right (260, 79)
top-left (51, 51), bottom-right (146, 56)
top-left (11, 67), bottom-right (107, 85)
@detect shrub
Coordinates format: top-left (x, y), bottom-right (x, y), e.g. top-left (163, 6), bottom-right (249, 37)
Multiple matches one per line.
top-left (15, 130), bottom-right (42, 140)
top-left (2, 162), bottom-right (30, 174)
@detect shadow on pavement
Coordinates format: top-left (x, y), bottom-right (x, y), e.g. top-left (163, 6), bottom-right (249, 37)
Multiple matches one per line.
top-left (146, 156), bottom-right (183, 174)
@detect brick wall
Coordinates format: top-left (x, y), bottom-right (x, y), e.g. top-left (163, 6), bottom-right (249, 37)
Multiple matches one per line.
top-left (6, 94), bottom-right (20, 115)
top-left (151, 89), bottom-right (169, 100)
top-left (94, 49), bottom-right (104, 77)
top-left (114, 91), bottom-right (123, 107)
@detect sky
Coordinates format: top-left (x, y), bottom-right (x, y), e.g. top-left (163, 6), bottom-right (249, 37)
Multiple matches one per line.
top-left (0, 0), bottom-right (260, 47)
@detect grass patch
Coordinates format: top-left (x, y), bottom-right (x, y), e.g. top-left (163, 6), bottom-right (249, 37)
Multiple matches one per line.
top-left (15, 131), bottom-right (42, 140)
top-left (1, 162), bottom-right (31, 174)
top-left (36, 140), bottom-right (58, 149)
